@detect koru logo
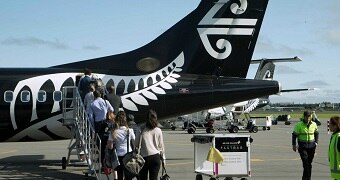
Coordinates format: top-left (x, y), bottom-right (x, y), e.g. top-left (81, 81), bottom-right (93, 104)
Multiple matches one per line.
top-left (197, 0), bottom-right (257, 60)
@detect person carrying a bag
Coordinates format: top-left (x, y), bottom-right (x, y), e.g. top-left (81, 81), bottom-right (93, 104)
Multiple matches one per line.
top-left (107, 111), bottom-right (135, 180)
top-left (136, 109), bottom-right (166, 180)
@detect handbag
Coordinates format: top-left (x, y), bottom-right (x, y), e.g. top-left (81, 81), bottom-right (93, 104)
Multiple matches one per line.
top-left (104, 147), bottom-right (120, 170)
top-left (160, 159), bottom-right (170, 180)
top-left (122, 128), bottom-right (145, 175)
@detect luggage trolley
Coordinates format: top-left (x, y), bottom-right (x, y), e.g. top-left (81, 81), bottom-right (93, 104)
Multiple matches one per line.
top-left (191, 134), bottom-right (251, 180)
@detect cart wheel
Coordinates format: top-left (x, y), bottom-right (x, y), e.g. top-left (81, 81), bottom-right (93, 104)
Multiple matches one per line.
top-left (188, 127), bottom-right (195, 134)
top-left (232, 126), bottom-right (239, 133)
top-left (195, 174), bottom-right (203, 180)
top-left (252, 126), bottom-right (258, 133)
top-left (206, 128), bottom-right (215, 134)
top-left (267, 127), bottom-right (271, 130)
top-left (262, 126), bottom-right (266, 131)
top-left (62, 157), bottom-right (67, 170)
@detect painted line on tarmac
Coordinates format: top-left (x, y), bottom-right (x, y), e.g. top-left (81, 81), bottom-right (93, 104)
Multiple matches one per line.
top-left (0, 149), bottom-right (17, 154)
top-left (166, 162), bottom-right (193, 166)
top-left (252, 144), bottom-right (291, 149)
top-left (251, 157), bottom-right (300, 162)
top-left (166, 141), bottom-right (192, 146)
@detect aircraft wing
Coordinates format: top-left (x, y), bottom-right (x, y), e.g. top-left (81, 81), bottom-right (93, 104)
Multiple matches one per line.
top-left (250, 56), bottom-right (302, 64)
top-left (281, 88), bottom-right (316, 93)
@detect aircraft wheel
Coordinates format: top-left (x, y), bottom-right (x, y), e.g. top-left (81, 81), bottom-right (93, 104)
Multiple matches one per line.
top-left (285, 121), bottom-right (291, 125)
top-left (267, 127), bottom-right (271, 130)
top-left (262, 127), bottom-right (266, 131)
top-left (188, 127), bottom-right (196, 134)
top-left (224, 177), bottom-right (233, 180)
top-left (252, 126), bottom-right (258, 133)
top-left (232, 126), bottom-right (239, 133)
top-left (62, 157), bottom-right (67, 170)
top-left (171, 126), bottom-right (176, 130)
top-left (195, 174), bottom-right (203, 180)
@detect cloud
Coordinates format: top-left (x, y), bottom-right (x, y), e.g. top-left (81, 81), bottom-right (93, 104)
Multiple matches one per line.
top-left (301, 80), bottom-right (329, 87)
top-left (276, 65), bottom-right (302, 74)
top-left (1, 37), bottom-right (69, 50)
top-left (82, 45), bottom-right (100, 50)
top-left (321, 27), bottom-right (340, 46)
top-left (256, 38), bottom-right (312, 56)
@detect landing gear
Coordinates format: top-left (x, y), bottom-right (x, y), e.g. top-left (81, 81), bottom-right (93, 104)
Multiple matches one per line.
top-left (62, 157), bottom-right (67, 170)
top-left (195, 174), bottom-right (203, 180)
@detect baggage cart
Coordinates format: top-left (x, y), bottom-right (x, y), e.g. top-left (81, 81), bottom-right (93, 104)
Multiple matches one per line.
top-left (191, 134), bottom-right (251, 180)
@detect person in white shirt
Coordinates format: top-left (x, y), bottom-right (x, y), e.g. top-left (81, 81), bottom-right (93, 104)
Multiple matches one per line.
top-left (136, 109), bottom-right (165, 180)
top-left (107, 111), bottom-right (135, 180)
top-left (88, 90), bottom-right (113, 133)
top-left (84, 84), bottom-right (95, 110)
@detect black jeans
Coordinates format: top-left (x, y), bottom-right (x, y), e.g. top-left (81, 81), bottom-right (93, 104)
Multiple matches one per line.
top-left (116, 156), bottom-right (134, 180)
top-left (139, 154), bottom-right (161, 180)
top-left (298, 147), bottom-right (316, 180)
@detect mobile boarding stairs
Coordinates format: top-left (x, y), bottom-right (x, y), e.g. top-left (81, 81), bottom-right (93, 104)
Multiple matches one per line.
top-left (61, 86), bottom-right (102, 179)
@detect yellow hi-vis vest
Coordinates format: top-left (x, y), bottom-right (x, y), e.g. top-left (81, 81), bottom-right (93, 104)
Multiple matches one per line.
top-left (329, 132), bottom-right (340, 179)
top-left (293, 121), bottom-right (318, 143)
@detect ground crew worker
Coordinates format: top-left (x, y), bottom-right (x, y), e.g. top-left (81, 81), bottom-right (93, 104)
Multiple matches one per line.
top-left (328, 116), bottom-right (340, 180)
top-left (292, 111), bottom-right (319, 180)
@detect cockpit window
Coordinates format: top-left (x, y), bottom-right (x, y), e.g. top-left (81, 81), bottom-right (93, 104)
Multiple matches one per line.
top-left (4, 91), bottom-right (13, 102)
top-left (53, 91), bottom-right (62, 102)
top-left (37, 90), bottom-right (47, 102)
top-left (21, 90), bottom-right (30, 102)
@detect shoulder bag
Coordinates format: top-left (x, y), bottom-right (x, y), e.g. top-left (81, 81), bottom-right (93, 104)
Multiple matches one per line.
top-left (160, 159), bottom-right (170, 180)
top-left (122, 128), bottom-right (145, 176)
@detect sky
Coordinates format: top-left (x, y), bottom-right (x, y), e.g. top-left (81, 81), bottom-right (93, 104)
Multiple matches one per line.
top-left (0, 0), bottom-right (339, 104)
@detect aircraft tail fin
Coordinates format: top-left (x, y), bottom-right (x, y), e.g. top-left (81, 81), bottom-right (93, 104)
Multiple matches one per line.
top-left (53, 0), bottom-right (269, 78)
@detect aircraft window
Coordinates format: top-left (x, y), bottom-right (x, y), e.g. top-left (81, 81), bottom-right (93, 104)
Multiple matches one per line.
top-left (21, 90), bottom-right (30, 102)
top-left (53, 91), bottom-right (62, 102)
top-left (37, 90), bottom-right (47, 102)
top-left (4, 91), bottom-right (14, 102)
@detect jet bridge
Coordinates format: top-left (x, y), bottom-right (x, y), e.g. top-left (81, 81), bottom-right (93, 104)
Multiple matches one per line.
top-left (61, 86), bottom-right (102, 179)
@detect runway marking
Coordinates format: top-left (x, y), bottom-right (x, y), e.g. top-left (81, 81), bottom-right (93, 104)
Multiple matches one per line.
top-left (252, 144), bottom-right (291, 149)
top-left (166, 141), bottom-right (192, 146)
top-left (0, 149), bottom-right (17, 154)
top-left (251, 157), bottom-right (300, 162)
top-left (166, 162), bottom-right (193, 166)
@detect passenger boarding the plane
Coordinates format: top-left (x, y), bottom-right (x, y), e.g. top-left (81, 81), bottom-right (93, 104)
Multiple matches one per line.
top-left (88, 90), bottom-right (114, 133)
top-left (106, 85), bottom-right (122, 113)
top-left (78, 68), bottom-right (92, 101)
top-left (84, 84), bottom-right (95, 110)
top-left (107, 111), bottom-right (135, 180)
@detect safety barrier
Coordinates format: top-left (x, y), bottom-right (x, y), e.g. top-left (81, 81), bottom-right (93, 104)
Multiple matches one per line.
top-left (61, 86), bottom-right (101, 179)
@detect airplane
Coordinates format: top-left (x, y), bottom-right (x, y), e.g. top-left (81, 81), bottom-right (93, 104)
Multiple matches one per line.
top-left (0, 0), bottom-right (282, 142)
top-left (176, 57), bottom-right (312, 129)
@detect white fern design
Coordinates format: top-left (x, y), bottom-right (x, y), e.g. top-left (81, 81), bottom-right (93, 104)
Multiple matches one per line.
top-left (120, 52), bottom-right (184, 111)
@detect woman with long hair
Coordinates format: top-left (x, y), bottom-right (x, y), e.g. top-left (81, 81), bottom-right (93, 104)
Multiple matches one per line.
top-left (107, 111), bottom-right (135, 180)
top-left (137, 109), bottom-right (165, 180)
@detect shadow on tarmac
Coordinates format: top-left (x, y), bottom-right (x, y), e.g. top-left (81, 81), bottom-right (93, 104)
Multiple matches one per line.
top-left (0, 155), bottom-right (95, 179)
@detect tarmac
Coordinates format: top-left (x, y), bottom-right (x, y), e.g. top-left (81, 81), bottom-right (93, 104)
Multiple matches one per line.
top-left (0, 119), bottom-right (332, 180)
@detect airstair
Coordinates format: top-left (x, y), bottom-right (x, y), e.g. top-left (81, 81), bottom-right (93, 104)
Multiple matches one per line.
top-left (61, 86), bottom-right (102, 179)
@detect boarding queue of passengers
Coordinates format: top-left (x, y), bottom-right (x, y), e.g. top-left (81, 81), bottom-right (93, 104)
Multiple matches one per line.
top-left (78, 68), bottom-right (340, 180)
top-left (78, 68), bottom-right (166, 180)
